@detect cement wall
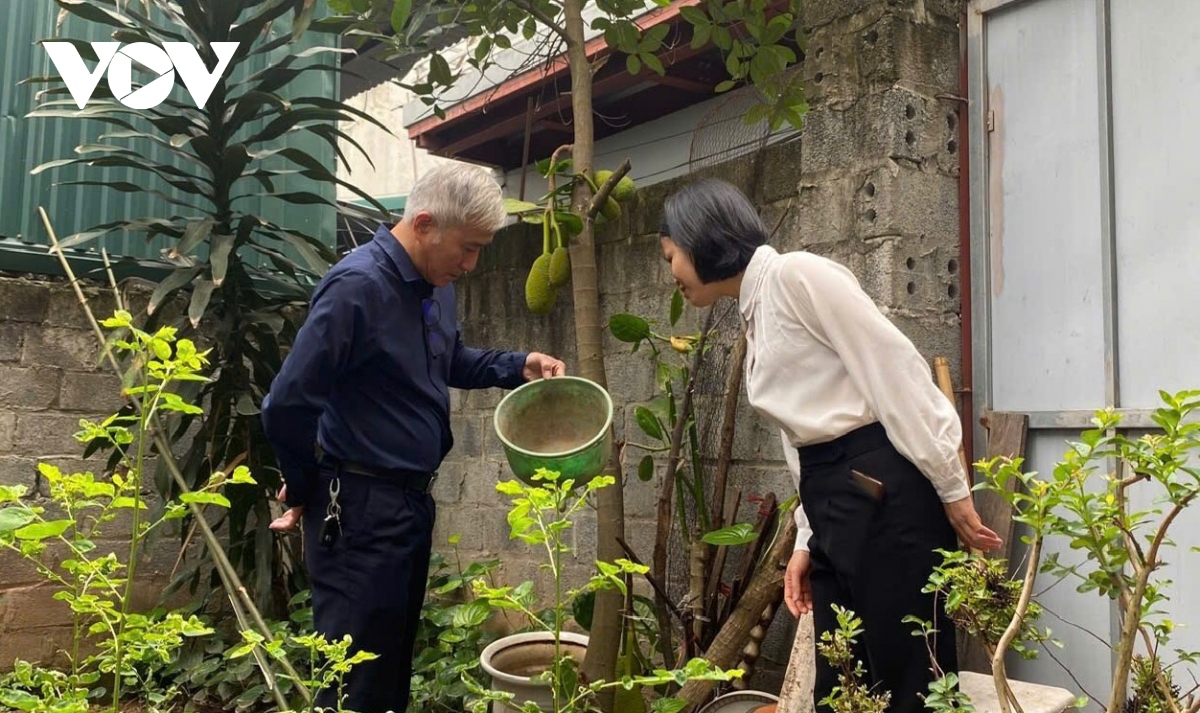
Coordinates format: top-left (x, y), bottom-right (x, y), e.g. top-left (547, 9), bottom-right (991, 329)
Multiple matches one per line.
top-left (0, 275), bottom-right (180, 670)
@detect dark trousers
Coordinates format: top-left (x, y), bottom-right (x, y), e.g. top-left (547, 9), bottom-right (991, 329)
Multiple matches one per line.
top-left (798, 423), bottom-right (958, 713)
top-left (303, 468), bottom-right (435, 713)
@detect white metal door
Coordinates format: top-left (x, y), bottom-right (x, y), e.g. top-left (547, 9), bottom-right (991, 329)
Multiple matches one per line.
top-left (969, 0), bottom-right (1200, 701)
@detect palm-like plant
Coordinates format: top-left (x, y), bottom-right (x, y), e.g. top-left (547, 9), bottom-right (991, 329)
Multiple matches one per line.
top-left (27, 0), bottom-right (387, 614)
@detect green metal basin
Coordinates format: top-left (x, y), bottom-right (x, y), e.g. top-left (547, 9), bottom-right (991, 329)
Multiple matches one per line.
top-left (493, 376), bottom-right (613, 487)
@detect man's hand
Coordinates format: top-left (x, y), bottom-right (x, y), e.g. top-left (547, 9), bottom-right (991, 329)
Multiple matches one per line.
top-left (523, 352), bottom-right (566, 381)
top-left (944, 496), bottom-right (1003, 552)
top-left (783, 549), bottom-right (813, 618)
top-left (269, 485), bottom-right (304, 532)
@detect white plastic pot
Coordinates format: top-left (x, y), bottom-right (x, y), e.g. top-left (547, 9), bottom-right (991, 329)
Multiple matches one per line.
top-left (479, 631), bottom-right (589, 713)
top-left (696, 690), bottom-right (780, 713)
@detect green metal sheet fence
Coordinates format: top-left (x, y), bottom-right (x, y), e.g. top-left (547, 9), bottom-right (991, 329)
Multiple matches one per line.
top-left (0, 0), bottom-right (338, 277)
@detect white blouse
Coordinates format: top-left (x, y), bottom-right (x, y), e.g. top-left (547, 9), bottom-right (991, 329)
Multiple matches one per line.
top-left (738, 245), bottom-right (971, 552)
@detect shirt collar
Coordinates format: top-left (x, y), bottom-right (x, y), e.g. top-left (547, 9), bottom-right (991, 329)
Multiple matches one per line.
top-left (739, 245), bottom-right (777, 321)
top-left (372, 224), bottom-right (428, 287)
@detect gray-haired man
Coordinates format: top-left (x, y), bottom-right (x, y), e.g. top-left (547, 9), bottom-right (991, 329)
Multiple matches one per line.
top-left (262, 163), bottom-right (565, 713)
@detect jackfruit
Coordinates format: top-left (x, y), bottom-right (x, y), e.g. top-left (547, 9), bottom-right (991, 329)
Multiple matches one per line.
top-left (612, 175), bottom-right (636, 203)
top-left (525, 253), bottom-right (557, 315)
top-left (549, 246), bottom-right (571, 287)
top-left (593, 169), bottom-right (637, 203)
top-left (600, 197), bottom-right (621, 223)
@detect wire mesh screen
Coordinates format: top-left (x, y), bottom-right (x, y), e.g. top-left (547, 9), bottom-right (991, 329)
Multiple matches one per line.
top-left (662, 299), bottom-right (745, 607)
top-left (688, 87), bottom-right (772, 172)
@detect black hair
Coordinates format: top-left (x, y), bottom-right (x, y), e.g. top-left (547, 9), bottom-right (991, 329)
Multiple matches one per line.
top-left (659, 178), bottom-right (769, 283)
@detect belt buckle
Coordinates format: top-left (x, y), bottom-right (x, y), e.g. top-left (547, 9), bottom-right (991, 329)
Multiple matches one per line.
top-left (424, 471), bottom-right (439, 494)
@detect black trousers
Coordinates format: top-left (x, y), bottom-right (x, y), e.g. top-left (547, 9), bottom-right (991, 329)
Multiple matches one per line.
top-left (798, 422), bottom-right (958, 713)
top-left (302, 467), bottom-right (435, 713)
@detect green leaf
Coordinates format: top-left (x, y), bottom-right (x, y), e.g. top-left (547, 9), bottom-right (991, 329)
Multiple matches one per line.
top-left (609, 314), bottom-right (651, 343)
top-left (670, 289), bottom-right (684, 326)
top-left (626, 54), bottom-right (642, 75)
top-left (229, 466), bottom-right (256, 485)
top-left (429, 53), bottom-right (453, 86)
top-left (188, 280), bottom-right (216, 329)
top-left (171, 218), bottom-right (214, 259)
top-left (701, 523), bottom-right (759, 546)
top-left (452, 599), bottom-right (492, 628)
top-left (275, 231), bottom-right (332, 275)
top-left (111, 497), bottom-right (148, 510)
top-left (679, 6), bottom-right (709, 26)
top-left (638, 455), bottom-right (655, 482)
top-left (148, 267), bottom-right (202, 316)
top-left (651, 699), bottom-right (688, 713)
top-left (14, 519), bottom-right (74, 540)
top-left (390, 0), bottom-right (413, 33)
top-left (715, 79), bottom-right (737, 93)
top-left (635, 406), bottom-right (664, 441)
top-left (180, 492), bottom-right (232, 508)
top-left (209, 233), bottom-right (235, 287)
top-left (0, 485), bottom-right (28, 503)
top-left (0, 507), bottom-right (36, 533)
top-left (642, 52), bottom-right (665, 76)
top-left (504, 198), bottom-right (541, 214)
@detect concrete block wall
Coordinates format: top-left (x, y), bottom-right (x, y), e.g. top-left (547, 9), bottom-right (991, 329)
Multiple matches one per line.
top-left (437, 0), bottom-right (965, 691)
top-left (0, 275), bottom-right (179, 670)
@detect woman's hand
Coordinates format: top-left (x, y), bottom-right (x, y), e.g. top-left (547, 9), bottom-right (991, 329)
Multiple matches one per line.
top-left (783, 549), bottom-right (813, 617)
top-left (944, 496), bottom-right (1003, 552)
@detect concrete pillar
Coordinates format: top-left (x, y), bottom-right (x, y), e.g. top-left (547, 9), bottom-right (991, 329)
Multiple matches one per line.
top-left (762, 0), bottom-right (965, 379)
top-left (773, 1), bottom-right (964, 708)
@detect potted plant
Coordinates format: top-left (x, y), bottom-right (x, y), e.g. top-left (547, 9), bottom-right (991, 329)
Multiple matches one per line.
top-left (470, 469), bottom-right (741, 713)
top-left (913, 390), bottom-right (1200, 713)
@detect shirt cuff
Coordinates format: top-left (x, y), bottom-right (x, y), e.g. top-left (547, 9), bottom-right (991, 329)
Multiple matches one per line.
top-left (500, 351), bottom-right (530, 389)
top-left (279, 463), bottom-right (319, 508)
top-left (793, 525), bottom-right (813, 552)
top-left (933, 453), bottom-right (972, 503)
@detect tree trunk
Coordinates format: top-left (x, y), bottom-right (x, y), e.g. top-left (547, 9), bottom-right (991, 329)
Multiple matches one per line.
top-left (562, 0), bottom-right (623, 706)
top-left (676, 508), bottom-right (798, 711)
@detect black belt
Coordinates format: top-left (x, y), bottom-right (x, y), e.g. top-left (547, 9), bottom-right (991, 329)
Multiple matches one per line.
top-left (329, 459), bottom-right (439, 494)
top-left (797, 422), bottom-right (891, 466)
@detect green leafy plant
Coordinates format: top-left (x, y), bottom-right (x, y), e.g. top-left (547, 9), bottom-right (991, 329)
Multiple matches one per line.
top-left (227, 628), bottom-right (378, 713)
top-left (608, 297), bottom-right (786, 700)
top-left (816, 605), bottom-right (891, 713)
top-left (145, 590), bottom-right (315, 712)
top-left (467, 469), bottom-right (741, 713)
top-left (0, 310), bottom-right (258, 713)
top-left (913, 391), bottom-right (1200, 713)
top-left (409, 540), bottom-right (503, 713)
top-left (915, 548), bottom-right (1054, 661)
top-left (29, 0), bottom-right (389, 615)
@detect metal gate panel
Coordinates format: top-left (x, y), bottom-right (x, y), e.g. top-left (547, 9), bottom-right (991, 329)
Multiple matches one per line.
top-left (983, 0), bottom-right (1107, 414)
top-left (1010, 429), bottom-right (1116, 700)
top-left (1110, 0), bottom-right (1200, 408)
top-left (970, 0), bottom-right (1118, 698)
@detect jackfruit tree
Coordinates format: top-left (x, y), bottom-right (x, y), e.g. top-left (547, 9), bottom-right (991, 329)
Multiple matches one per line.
top-left (328, 1), bottom-right (806, 707)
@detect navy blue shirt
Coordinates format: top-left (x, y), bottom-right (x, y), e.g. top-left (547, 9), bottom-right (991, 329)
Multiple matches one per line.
top-left (261, 225), bottom-right (528, 507)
